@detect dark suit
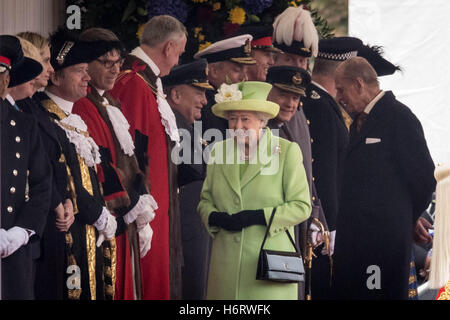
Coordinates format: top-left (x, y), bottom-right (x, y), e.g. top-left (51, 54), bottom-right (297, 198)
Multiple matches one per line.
top-left (174, 110), bottom-right (211, 299)
top-left (1, 99), bottom-right (52, 299)
top-left (333, 91), bottom-right (436, 300)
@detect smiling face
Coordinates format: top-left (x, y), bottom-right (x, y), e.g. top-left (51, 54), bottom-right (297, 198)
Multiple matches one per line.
top-left (88, 50), bottom-right (122, 91)
top-left (227, 110), bottom-right (265, 147)
top-left (246, 49), bottom-right (275, 81)
top-left (51, 63), bottom-right (91, 102)
top-left (169, 84), bottom-right (207, 124)
top-left (267, 86), bottom-right (301, 123)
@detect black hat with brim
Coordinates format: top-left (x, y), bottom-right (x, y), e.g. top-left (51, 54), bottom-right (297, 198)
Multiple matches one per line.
top-left (0, 35), bottom-right (43, 87)
top-left (266, 65), bottom-right (311, 96)
top-left (317, 37), bottom-right (362, 61)
top-left (162, 59), bottom-right (214, 90)
top-left (50, 28), bottom-right (116, 71)
top-left (273, 40), bottom-right (312, 57)
top-left (9, 56), bottom-right (43, 87)
top-left (358, 44), bottom-right (401, 76)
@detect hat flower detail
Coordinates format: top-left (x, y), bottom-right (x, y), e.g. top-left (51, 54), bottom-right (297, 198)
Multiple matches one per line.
top-left (215, 83), bottom-right (242, 103)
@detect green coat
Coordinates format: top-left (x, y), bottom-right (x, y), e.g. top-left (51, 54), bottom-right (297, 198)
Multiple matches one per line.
top-left (198, 129), bottom-right (311, 300)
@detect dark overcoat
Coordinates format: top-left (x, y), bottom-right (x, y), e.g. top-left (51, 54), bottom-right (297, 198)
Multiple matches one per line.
top-left (1, 100), bottom-right (52, 299)
top-left (333, 91), bottom-right (435, 300)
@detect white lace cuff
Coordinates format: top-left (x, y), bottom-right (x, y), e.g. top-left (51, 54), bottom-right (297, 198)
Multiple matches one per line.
top-left (93, 207), bottom-right (110, 231)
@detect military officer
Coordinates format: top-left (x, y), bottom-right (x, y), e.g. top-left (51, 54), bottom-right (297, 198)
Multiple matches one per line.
top-left (1, 35), bottom-right (52, 299)
top-left (162, 59), bottom-right (213, 299)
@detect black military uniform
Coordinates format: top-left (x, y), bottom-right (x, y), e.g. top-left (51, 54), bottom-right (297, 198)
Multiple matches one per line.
top-left (162, 59), bottom-right (213, 299)
top-left (1, 35), bottom-right (51, 299)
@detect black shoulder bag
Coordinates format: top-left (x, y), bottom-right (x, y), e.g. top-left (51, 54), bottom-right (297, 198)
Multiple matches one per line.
top-left (256, 208), bottom-right (305, 283)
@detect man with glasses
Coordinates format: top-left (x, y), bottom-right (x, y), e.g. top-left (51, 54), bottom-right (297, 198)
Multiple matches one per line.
top-left (73, 28), bottom-right (157, 300)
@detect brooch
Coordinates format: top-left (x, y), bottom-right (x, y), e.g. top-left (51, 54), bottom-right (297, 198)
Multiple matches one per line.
top-left (311, 90), bottom-right (321, 100)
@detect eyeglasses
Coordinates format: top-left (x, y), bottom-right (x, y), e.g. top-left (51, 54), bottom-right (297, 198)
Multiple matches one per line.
top-left (96, 58), bottom-right (124, 69)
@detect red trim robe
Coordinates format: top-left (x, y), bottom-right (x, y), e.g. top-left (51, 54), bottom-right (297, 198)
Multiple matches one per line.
top-left (109, 58), bottom-right (171, 300)
top-left (73, 92), bottom-right (137, 300)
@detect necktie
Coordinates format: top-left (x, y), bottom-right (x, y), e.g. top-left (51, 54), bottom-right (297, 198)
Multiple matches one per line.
top-left (355, 112), bottom-right (368, 132)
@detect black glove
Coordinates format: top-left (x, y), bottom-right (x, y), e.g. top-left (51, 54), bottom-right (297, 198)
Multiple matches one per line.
top-left (209, 210), bottom-right (266, 232)
top-left (232, 209), bottom-right (266, 228)
top-left (209, 211), bottom-right (241, 232)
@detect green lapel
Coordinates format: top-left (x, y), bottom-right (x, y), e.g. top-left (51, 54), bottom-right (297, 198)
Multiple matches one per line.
top-left (240, 129), bottom-right (277, 189)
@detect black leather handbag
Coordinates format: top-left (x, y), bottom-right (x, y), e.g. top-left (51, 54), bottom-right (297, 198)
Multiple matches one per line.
top-left (256, 208), bottom-right (305, 283)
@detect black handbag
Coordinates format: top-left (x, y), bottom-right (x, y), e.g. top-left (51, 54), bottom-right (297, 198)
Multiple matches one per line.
top-left (256, 208), bottom-right (305, 283)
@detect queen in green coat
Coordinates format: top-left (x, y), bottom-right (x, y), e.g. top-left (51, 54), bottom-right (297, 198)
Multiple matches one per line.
top-left (198, 81), bottom-right (311, 300)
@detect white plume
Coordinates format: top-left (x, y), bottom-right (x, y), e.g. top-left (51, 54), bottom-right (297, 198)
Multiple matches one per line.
top-left (272, 7), bottom-right (319, 57)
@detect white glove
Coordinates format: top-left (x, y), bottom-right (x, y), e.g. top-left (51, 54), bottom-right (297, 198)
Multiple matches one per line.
top-left (135, 194), bottom-right (158, 230)
top-left (2, 227), bottom-right (29, 258)
top-left (95, 208), bottom-right (118, 247)
top-left (138, 223), bottom-right (153, 258)
top-left (309, 222), bottom-right (323, 247)
top-left (321, 230), bottom-right (336, 256)
top-left (124, 195), bottom-right (157, 225)
top-left (0, 228), bottom-right (10, 257)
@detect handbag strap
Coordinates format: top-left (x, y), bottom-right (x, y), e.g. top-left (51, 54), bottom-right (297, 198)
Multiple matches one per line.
top-left (259, 208), bottom-right (300, 254)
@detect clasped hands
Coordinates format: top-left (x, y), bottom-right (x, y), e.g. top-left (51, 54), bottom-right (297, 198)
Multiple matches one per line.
top-left (208, 210), bottom-right (266, 232)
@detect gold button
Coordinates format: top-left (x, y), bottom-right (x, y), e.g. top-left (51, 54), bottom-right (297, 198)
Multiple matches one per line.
top-left (10, 187), bottom-right (16, 194)
top-left (312, 196), bottom-right (316, 201)
top-left (7, 206), bottom-right (13, 213)
top-left (306, 120), bottom-right (310, 125)
top-left (15, 136), bottom-right (21, 143)
top-left (312, 158), bottom-right (315, 163)
top-left (10, 120), bottom-right (16, 126)
top-left (312, 177), bottom-right (315, 181)
top-left (310, 138), bottom-right (314, 143)
top-left (13, 169), bottom-right (18, 176)
top-left (16, 152), bottom-right (20, 159)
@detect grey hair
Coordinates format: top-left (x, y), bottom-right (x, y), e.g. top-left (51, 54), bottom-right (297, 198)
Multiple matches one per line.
top-left (140, 15), bottom-right (187, 47)
top-left (337, 56), bottom-right (379, 86)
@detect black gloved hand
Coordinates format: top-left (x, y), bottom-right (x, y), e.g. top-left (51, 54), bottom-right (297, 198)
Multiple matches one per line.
top-left (209, 211), bottom-right (241, 232)
top-left (232, 209), bottom-right (266, 229)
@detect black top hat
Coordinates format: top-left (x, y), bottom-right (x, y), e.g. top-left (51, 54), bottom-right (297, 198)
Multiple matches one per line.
top-left (50, 28), bottom-right (112, 71)
top-left (0, 35), bottom-right (43, 88)
top-left (273, 40), bottom-right (312, 57)
top-left (357, 44), bottom-right (400, 76)
top-left (266, 65), bottom-right (311, 96)
top-left (233, 25), bottom-right (281, 53)
top-left (317, 37), bottom-right (362, 61)
top-left (162, 59), bottom-right (214, 90)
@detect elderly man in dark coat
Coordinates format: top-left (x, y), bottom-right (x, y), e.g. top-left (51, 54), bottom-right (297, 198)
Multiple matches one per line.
top-left (162, 59), bottom-right (213, 299)
top-left (333, 57), bottom-right (436, 300)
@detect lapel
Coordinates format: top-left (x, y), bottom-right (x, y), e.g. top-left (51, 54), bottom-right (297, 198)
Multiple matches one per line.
top-left (31, 93), bottom-right (64, 146)
top-left (347, 91), bottom-right (392, 153)
top-left (240, 129), bottom-right (276, 189)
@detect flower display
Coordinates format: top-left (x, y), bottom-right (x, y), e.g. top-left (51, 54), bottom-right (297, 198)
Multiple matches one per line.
top-left (228, 6), bottom-right (246, 25)
top-left (215, 83), bottom-right (242, 103)
top-left (65, 0), bottom-right (334, 58)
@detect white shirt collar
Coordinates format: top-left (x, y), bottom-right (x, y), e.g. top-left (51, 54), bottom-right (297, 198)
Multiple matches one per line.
top-left (364, 90), bottom-right (385, 115)
top-left (311, 80), bottom-right (329, 95)
top-left (5, 94), bottom-right (15, 106)
top-left (45, 90), bottom-right (74, 115)
top-left (93, 87), bottom-right (105, 97)
top-left (130, 46), bottom-right (160, 77)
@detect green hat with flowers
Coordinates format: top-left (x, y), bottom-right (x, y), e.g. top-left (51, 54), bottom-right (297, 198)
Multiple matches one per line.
top-left (212, 81), bottom-right (280, 120)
